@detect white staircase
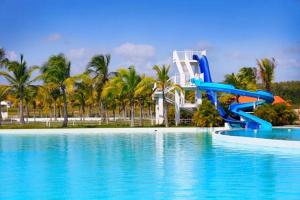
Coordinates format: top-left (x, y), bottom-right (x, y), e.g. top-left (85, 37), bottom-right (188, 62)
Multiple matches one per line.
top-left (153, 50), bottom-right (206, 125)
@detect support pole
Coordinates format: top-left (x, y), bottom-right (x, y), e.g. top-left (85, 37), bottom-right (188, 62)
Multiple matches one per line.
top-left (195, 90), bottom-right (202, 105)
top-left (175, 89), bottom-right (180, 126)
top-left (155, 93), bottom-right (164, 125)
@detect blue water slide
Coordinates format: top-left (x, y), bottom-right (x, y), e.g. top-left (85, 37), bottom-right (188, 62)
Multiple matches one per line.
top-left (192, 55), bottom-right (274, 130)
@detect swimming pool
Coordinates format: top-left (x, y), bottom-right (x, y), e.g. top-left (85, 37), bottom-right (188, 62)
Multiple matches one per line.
top-left (0, 129), bottom-right (300, 199)
top-left (220, 128), bottom-right (300, 141)
top-left (214, 128), bottom-right (300, 150)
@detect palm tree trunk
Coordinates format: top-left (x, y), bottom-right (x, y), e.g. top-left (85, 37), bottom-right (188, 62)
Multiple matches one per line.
top-left (48, 105), bottom-right (52, 121)
top-left (59, 106), bottom-right (62, 118)
top-left (123, 102), bottom-right (126, 121)
top-left (88, 105), bottom-right (92, 117)
top-left (62, 87), bottom-right (68, 127)
top-left (149, 103), bottom-right (153, 126)
top-left (19, 90), bottom-right (25, 124)
top-left (139, 99), bottom-right (143, 127)
top-left (0, 104), bottom-right (2, 126)
top-left (54, 101), bottom-right (57, 121)
top-left (266, 82), bottom-right (271, 92)
top-left (33, 107), bottom-right (36, 122)
top-left (25, 103), bottom-right (29, 123)
top-left (130, 99), bottom-right (134, 127)
top-left (105, 107), bottom-right (108, 125)
top-left (80, 106), bottom-right (83, 121)
top-left (82, 104), bottom-right (85, 120)
top-left (98, 101), bottom-right (102, 117)
top-left (162, 90), bottom-right (168, 127)
top-left (113, 108), bottom-right (116, 121)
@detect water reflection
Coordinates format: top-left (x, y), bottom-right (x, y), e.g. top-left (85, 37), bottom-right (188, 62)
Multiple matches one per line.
top-left (0, 133), bottom-right (299, 199)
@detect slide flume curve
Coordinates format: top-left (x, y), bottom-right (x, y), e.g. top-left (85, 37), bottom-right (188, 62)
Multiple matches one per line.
top-left (192, 55), bottom-right (274, 130)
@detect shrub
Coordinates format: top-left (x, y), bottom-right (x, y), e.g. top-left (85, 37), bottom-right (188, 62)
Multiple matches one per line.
top-left (254, 103), bottom-right (297, 126)
top-left (192, 99), bottom-right (223, 127)
top-left (167, 104), bottom-right (193, 126)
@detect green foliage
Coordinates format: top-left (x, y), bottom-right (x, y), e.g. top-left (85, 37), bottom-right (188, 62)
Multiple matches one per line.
top-left (257, 58), bottom-right (276, 91)
top-left (153, 64), bottom-right (182, 127)
top-left (0, 48), bottom-right (9, 67)
top-left (254, 104), bottom-right (277, 124)
top-left (218, 93), bottom-right (235, 111)
top-left (224, 67), bottom-right (257, 90)
top-left (0, 54), bottom-right (38, 123)
top-left (272, 81), bottom-right (300, 107)
top-left (192, 99), bottom-right (223, 127)
top-left (42, 54), bottom-right (71, 86)
top-left (87, 54), bottom-right (110, 101)
top-left (42, 54), bottom-right (71, 127)
top-left (254, 103), bottom-right (298, 126)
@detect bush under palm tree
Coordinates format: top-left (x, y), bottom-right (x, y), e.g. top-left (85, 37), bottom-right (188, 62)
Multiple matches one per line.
top-left (192, 99), bottom-right (223, 127)
top-left (255, 103), bottom-right (297, 126)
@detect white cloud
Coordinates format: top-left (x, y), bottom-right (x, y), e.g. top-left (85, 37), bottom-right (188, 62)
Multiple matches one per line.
top-left (47, 33), bottom-right (62, 42)
top-left (67, 48), bottom-right (89, 60)
top-left (114, 42), bottom-right (155, 62)
top-left (6, 51), bottom-right (17, 61)
top-left (66, 48), bottom-right (100, 74)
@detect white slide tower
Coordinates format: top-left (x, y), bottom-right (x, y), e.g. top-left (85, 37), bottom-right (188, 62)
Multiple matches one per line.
top-left (153, 50), bottom-right (206, 125)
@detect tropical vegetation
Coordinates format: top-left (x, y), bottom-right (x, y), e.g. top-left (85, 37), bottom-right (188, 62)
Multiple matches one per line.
top-left (272, 81), bottom-right (300, 107)
top-left (257, 58), bottom-right (276, 92)
top-left (0, 47), bottom-right (298, 127)
top-left (0, 54), bottom-right (38, 124)
top-left (254, 103), bottom-right (297, 126)
top-left (192, 99), bottom-right (223, 127)
top-left (224, 67), bottom-right (257, 90)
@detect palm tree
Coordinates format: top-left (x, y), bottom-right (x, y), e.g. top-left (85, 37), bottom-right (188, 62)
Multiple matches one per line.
top-left (224, 67), bottom-right (257, 102)
top-left (257, 58), bottom-right (276, 92)
top-left (224, 73), bottom-right (242, 88)
top-left (102, 75), bottom-right (127, 122)
top-left (224, 67), bottom-right (257, 90)
top-left (77, 73), bottom-right (95, 117)
top-left (50, 87), bottom-right (61, 120)
top-left (72, 81), bottom-right (89, 120)
top-left (0, 48), bottom-right (8, 67)
top-left (0, 54), bottom-right (38, 124)
top-left (238, 67), bottom-right (257, 82)
top-left (134, 76), bottom-right (155, 126)
top-left (237, 67), bottom-right (257, 90)
top-left (24, 86), bottom-right (38, 122)
top-left (101, 79), bottom-right (119, 123)
top-left (42, 54), bottom-right (71, 127)
top-left (152, 65), bottom-right (171, 127)
top-left (87, 54), bottom-right (110, 116)
top-left (0, 85), bottom-right (10, 125)
top-left (117, 66), bottom-right (141, 127)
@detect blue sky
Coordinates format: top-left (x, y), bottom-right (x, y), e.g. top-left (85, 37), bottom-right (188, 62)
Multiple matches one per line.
top-left (0, 0), bottom-right (300, 81)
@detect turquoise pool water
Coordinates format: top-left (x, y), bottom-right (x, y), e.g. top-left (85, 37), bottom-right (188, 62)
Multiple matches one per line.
top-left (220, 128), bottom-right (300, 141)
top-left (0, 131), bottom-right (300, 199)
